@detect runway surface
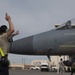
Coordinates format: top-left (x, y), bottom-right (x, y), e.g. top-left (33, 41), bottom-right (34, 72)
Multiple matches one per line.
top-left (9, 69), bottom-right (74, 75)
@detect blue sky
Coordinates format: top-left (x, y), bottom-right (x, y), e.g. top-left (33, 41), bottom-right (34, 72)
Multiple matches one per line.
top-left (0, 0), bottom-right (75, 64)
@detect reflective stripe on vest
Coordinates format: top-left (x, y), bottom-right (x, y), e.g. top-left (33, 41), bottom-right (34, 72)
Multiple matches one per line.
top-left (0, 48), bottom-right (5, 57)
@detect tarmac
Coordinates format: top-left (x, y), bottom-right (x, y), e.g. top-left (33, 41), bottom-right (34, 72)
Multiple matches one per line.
top-left (9, 69), bottom-right (74, 75)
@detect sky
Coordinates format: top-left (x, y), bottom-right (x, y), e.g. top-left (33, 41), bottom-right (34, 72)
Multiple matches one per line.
top-left (0, 0), bottom-right (75, 64)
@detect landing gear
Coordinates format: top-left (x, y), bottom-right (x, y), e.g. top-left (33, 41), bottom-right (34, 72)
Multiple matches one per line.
top-left (47, 55), bottom-right (51, 62)
top-left (47, 55), bottom-right (51, 70)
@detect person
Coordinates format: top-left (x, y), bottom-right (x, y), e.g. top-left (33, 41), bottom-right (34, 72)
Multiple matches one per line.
top-left (65, 20), bottom-right (71, 29)
top-left (9, 30), bottom-right (19, 42)
top-left (71, 60), bottom-right (75, 75)
top-left (8, 30), bottom-right (19, 49)
top-left (59, 58), bottom-right (65, 73)
top-left (0, 13), bottom-right (15, 75)
top-left (71, 62), bottom-right (75, 75)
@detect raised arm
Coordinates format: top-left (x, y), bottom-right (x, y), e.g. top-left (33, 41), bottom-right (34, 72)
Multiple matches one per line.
top-left (5, 13), bottom-right (15, 38)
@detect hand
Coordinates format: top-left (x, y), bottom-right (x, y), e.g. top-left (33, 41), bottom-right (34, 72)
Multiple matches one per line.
top-left (14, 31), bottom-right (19, 35)
top-left (5, 13), bottom-right (11, 21)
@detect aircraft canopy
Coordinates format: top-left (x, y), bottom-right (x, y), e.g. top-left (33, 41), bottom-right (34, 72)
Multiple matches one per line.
top-left (55, 18), bottom-right (75, 30)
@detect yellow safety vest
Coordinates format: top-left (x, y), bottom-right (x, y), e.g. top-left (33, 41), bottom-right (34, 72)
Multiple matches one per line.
top-left (0, 48), bottom-right (5, 57)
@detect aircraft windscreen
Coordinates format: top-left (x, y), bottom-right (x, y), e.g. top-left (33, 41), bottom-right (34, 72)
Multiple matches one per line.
top-left (55, 18), bottom-right (75, 30)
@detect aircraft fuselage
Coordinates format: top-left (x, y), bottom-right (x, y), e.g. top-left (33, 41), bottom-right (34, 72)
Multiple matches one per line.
top-left (10, 29), bottom-right (75, 55)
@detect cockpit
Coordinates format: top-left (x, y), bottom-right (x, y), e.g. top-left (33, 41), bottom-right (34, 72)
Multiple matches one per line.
top-left (55, 19), bottom-right (75, 30)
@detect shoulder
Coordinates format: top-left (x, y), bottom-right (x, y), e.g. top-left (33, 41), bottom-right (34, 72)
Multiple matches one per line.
top-left (2, 33), bottom-right (8, 38)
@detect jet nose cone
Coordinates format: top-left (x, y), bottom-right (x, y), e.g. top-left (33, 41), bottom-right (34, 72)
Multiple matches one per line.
top-left (10, 36), bottom-right (34, 55)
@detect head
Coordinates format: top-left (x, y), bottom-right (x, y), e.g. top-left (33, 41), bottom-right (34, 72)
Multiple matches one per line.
top-left (68, 20), bottom-right (71, 23)
top-left (0, 25), bottom-right (8, 34)
top-left (67, 20), bottom-right (71, 25)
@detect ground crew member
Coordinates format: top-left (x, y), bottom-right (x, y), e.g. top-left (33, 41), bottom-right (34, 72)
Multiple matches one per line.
top-left (8, 30), bottom-right (19, 49)
top-left (59, 58), bottom-right (65, 73)
top-left (71, 62), bottom-right (75, 75)
top-left (0, 13), bottom-right (14, 75)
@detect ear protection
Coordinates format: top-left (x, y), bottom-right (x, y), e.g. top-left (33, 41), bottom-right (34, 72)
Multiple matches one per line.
top-left (0, 25), bottom-right (7, 33)
top-left (6, 29), bottom-right (8, 32)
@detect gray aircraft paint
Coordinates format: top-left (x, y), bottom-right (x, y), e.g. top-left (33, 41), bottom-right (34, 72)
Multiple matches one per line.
top-left (10, 28), bottom-right (75, 55)
top-left (10, 19), bottom-right (75, 56)
top-left (33, 29), bottom-right (75, 55)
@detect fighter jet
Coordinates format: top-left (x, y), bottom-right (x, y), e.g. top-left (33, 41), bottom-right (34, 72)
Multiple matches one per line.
top-left (10, 18), bottom-right (75, 66)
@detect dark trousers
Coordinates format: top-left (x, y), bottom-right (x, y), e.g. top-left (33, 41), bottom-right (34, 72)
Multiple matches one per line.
top-left (0, 64), bottom-right (9, 75)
